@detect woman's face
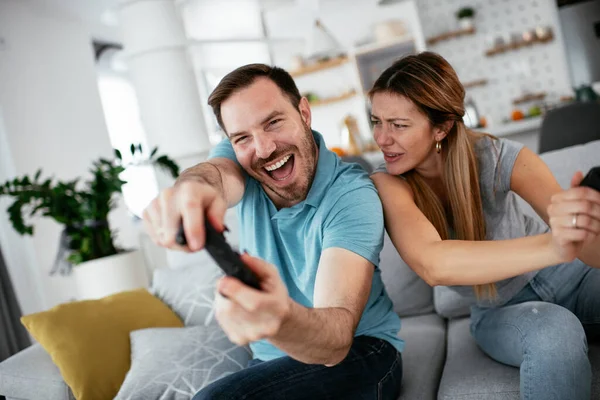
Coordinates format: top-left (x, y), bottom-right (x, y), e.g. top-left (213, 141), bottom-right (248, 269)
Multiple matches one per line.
top-left (371, 91), bottom-right (441, 176)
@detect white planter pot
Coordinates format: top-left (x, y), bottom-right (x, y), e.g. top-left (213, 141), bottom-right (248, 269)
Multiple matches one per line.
top-left (73, 250), bottom-right (149, 300)
top-left (459, 17), bottom-right (474, 30)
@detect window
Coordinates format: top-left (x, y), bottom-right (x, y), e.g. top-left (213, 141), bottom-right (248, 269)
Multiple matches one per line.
top-left (97, 72), bottom-right (158, 218)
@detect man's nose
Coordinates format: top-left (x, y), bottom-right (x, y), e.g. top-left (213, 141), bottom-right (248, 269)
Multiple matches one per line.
top-left (255, 134), bottom-right (276, 159)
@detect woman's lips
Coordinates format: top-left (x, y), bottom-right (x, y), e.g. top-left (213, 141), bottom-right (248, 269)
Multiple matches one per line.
top-left (383, 152), bottom-right (404, 162)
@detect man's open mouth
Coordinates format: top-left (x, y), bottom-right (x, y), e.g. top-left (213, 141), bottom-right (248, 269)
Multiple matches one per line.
top-left (264, 154), bottom-right (295, 181)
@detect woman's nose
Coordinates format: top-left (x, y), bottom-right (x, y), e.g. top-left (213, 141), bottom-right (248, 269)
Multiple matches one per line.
top-left (374, 129), bottom-right (393, 147)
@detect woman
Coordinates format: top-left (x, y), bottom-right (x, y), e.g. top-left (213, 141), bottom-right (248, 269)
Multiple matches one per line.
top-left (370, 51), bottom-right (600, 399)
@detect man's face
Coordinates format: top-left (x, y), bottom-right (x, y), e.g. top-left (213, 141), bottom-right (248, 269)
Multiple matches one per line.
top-left (221, 78), bottom-right (318, 208)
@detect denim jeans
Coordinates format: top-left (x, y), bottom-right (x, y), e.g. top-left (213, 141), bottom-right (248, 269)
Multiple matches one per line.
top-left (470, 259), bottom-right (600, 400)
top-left (192, 336), bottom-right (402, 400)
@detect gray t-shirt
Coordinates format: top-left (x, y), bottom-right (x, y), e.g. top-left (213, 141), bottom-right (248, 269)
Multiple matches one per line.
top-left (374, 136), bottom-right (548, 307)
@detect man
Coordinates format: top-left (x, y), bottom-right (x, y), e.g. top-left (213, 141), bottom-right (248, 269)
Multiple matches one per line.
top-left (143, 63), bottom-right (403, 399)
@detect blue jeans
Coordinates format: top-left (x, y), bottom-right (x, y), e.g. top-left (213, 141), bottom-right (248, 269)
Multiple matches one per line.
top-left (192, 336), bottom-right (402, 400)
top-left (470, 260), bottom-right (600, 400)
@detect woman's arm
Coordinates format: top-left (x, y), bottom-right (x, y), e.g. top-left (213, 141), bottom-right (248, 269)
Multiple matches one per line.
top-left (510, 148), bottom-right (600, 268)
top-left (372, 172), bottom-right (562, 286)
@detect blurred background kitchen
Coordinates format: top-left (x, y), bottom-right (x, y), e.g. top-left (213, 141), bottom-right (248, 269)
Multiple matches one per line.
top-left (0, 0), bottom-right (599, 320)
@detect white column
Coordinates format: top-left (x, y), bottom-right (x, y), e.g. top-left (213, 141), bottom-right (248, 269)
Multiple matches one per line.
top-left (118, 0), bottom-right (210, 164)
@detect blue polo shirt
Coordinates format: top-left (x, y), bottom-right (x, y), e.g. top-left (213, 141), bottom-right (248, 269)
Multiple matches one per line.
top-left (209, 130), bottom-right (403, 361)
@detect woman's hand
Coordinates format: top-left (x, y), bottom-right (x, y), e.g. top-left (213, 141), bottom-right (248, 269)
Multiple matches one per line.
top-left (547, 171), bottom-right (600, 262)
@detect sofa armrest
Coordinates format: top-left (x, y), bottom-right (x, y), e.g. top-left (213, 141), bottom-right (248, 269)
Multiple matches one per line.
top-left (0, 344), bottom-right (74, 400)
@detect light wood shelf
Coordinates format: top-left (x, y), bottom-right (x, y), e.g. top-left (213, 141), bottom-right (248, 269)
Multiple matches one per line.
top-left (426, 27), bottom-right (475, 46)
top-left (290, 56), bottom-right (349, 78)
top-left (485, 32), bottom-right (554, 56)
top-left (463, 79), bottom-right (489, 89)
top-left (512, 92), bottom-right (547, 105)
top-left (309, 90), bottom-right (357, 107)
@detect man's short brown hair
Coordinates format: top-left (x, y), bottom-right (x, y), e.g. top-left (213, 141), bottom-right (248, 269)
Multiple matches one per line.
top-left (208, 64), bottom-right (302, 133)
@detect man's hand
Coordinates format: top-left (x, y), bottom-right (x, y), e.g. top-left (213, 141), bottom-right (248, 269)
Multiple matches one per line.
top-left (142, 180), bottom-right (227, 252)
top-left (214, 253), bottom-right (291, 346)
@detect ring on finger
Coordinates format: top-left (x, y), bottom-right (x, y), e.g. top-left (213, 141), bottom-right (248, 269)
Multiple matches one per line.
top-left (572, 213), bottom-right (578, 229)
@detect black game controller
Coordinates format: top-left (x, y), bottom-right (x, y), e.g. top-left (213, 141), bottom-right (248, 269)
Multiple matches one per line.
top-left (581, 167), bottom-right (600, 192)
top-left (176, 220), bottom-right (262, 291)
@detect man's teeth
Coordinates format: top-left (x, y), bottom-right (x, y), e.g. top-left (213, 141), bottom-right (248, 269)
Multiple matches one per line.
top-left (265, 155), bottom-right (291, 172)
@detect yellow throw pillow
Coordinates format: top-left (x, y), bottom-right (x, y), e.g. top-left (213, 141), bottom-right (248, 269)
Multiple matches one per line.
top-left (21, 288), bottom-right (183, 400)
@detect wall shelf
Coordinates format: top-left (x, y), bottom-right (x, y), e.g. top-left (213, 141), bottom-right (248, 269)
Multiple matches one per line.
top-left (512, 92), bottom-right (547, 105)
top-left (485, 32), bottom-right (554, 57)
top-left (309, 90), bottom-right (357, 107)
top-left (463, 78), bottom-right (489, 89)
top-left (289, 56), bottom-right (349, 78)
top-left (487, 116), bottom-right (543, 138)
top-left (426, 27), bottom-right (475, 46)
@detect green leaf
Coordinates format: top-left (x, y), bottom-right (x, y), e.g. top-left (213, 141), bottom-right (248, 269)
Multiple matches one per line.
top-left (114, 149), bottom-right (122, 160)
top-left (130, 143), bottom-right (135, 155)
top-left (67, 252), bottom-right (83, 265)
top-left (137, 144), bottom-right (143, 153)
top-left (150, 147), bottom-right (158, 157)
top-left (0, 144), bottom-right (179, 262)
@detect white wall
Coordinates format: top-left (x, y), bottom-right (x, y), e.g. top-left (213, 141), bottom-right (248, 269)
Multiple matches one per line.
top-left (0, 0), bottom-right (138, 312)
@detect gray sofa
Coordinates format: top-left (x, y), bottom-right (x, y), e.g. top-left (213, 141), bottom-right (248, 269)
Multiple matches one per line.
top-left (0, 139), bottom-right (599, 400)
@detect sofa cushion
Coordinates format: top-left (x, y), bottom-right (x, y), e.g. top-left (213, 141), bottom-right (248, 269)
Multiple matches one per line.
top-left (438, 317), bottom-right (600, 399)
top-left (397, 313), bottom-right (446, 400)
top-left (0, 344), bottom-right (74, 400)
top-left (380, 232), bottom-right (434, 317)
top-left (433, 286), bottom-right (473, 319)
top-left (152, 260), bottom-right (223, 326)
top-left (19, 289), bottom-right (183, 400)
top-left (115, 325), bottom-right (251, 400)
top-left (516, 139), bottom-right (600, 223)
top-left (433, 139), bottom-right (600, 320)
top-left (438, 318), bottom-right (519, 399)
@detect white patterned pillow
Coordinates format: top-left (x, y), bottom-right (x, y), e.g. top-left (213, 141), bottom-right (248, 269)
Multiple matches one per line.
top-left (115, 325), bottom-right (252, 400)
top-left (151, 259), bottom-right (223, 326)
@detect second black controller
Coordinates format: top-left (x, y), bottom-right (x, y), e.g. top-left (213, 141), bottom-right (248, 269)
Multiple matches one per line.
top-left (581, 166), bottom-right (600, 192)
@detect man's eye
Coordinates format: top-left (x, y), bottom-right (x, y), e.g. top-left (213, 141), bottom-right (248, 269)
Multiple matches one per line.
top-left (235, 136), bottom-right (248, 144)
top-left (370, 120), bottom-right (381, 125)
top-left (393, 124), bottom-right (407, 129)
top-left (269, 119), bottom-right (282, 126)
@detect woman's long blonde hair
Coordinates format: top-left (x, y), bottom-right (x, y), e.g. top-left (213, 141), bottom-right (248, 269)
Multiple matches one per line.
top-left (369, 52), bottom-right (496, 299)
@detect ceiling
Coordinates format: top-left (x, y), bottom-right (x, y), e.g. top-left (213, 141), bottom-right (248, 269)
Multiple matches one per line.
top-left (39, 0), bottom-right (302, 44)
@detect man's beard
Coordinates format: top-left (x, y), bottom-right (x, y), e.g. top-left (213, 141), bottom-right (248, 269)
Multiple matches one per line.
top-left (249, 123), bottom-right (317, 206)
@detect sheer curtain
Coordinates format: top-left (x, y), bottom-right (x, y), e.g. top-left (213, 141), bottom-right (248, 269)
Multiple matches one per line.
top-left (0, 244), bottom-right (30, 362)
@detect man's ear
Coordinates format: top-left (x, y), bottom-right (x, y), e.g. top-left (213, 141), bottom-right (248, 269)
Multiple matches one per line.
top-left (298, 97), bottom-right (312, 127)
top-left (433, 120), bottom-right (454, 141)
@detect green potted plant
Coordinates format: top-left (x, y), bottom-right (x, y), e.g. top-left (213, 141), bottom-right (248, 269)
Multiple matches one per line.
top-left (456, 7), bottom-right (475, 30)
top-left (0, 144), bottom-right (179, 299)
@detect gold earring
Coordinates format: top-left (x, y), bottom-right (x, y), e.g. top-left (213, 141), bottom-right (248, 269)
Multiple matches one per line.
top-left (435, 141), bottom-right (442, 154)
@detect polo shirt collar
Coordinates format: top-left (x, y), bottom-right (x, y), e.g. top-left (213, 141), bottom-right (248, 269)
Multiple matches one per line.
top-left (304, 130), bottom-right (337, 208)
